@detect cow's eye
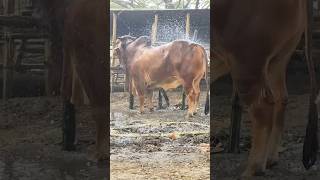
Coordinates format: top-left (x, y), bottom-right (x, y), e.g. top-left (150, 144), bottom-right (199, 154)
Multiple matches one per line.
top-left (113, 48), bottom-right (120, 56)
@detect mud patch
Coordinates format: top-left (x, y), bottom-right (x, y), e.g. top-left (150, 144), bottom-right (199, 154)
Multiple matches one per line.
top-left (110, 91), bottom-right (210, 179)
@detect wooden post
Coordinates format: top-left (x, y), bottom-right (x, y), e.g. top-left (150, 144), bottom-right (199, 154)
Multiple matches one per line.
top-left (185, 13), bottom-right (190, 39)
top-left (2, 31), bottom-right (14, 100)
top-left (3, 0), bottom-right (8, 15)
top-left (151, 14), bottom-right (158, 44)
top-left (2, 30), bottom-right (8, 100)
top-left (44, 39), bottom-right (51, 95)
top-left (111, 13), bottom-right (117, 67)
top-left (14, 0), bottom-right (20, 15)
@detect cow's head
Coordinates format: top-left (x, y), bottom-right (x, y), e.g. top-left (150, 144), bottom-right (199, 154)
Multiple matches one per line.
top-left (114, 35), bottom-right (152, 70)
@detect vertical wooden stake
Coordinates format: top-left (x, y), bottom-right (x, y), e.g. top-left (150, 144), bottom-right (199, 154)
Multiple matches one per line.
top-left (185, 13), bottom-right (190, 39)
top-left (2, 31), bottom-right (8, 100)
top-left (151, 14), bottom-right (158, 44)
top-left (44, 39), bottom-right (51, 96)
top-left (111, 13), bottom-right (117, 67)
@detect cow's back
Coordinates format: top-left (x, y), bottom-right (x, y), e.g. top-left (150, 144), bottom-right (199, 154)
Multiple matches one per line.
top-left (130, 40), bottom-right (206, 89)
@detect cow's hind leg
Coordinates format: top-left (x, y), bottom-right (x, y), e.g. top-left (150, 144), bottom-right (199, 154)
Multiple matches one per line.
top-left (184, 84), bottom-right (197, 117)
top-left (146, 89), bottom-right (154, 112)
top-left (72, 56), bottom-right (108, 162)
top-left (242, 94), bottom-right (274, 177)
top-left (265, 36), bottom-right (298, 168)
top-left (193, 77), bottom-right (202, 115)
top-left (265, 51), bottom-right (293, 168)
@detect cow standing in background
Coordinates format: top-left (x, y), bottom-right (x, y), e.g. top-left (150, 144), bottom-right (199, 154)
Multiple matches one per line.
top-left (115, 36), bottom-right (209, 117)
top-left (213, 0), bottom-right (318, 177)
top-left (32, 0), bottom-right (108, 163)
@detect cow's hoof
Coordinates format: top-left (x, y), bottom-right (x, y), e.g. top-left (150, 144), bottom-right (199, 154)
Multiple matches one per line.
top-left (149, 108), bottom-right (154, 112)
top-left (186, 113), bottom-right (194, 118)
top-left (241, 167), bottom-right (265, 178)
top-left (266, 159), bottom-right (278, 169)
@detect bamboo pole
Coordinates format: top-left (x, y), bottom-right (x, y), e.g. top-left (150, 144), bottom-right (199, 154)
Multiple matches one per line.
top-left (185, 13), bottom-right (190, 39)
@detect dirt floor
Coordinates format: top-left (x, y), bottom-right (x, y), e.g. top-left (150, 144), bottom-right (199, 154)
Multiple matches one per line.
top-left (0, 97), bottom-right (107, 180)
top-left (1, 90), bottom-right (320, 179)
top-left (110, 91), bottom-right (210, 179)
top-left (212, 94), bottom-right (320, 180)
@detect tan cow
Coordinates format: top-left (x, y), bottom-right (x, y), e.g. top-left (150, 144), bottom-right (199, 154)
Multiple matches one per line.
top-left (115, 36), bottom-right (209, 117)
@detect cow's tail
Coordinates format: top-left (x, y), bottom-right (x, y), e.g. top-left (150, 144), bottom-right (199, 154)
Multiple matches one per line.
top-left (303, 0), bottom-right (319, 170)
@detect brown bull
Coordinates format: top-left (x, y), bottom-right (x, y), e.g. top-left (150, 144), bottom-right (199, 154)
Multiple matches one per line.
top-left (115, 36), bottom-right (209, 117)
top-left (32, 0), bottom-right (108, 164)
top-left (213, 0), bottom-right (318, 177)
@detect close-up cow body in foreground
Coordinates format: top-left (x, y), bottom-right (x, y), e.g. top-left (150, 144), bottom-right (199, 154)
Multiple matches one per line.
top-left (31, 0), bottom-right (109, 161)
top-left (212, 0), bottom-right (318, 178)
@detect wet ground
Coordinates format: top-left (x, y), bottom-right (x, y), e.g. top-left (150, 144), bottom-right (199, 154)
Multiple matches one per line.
top-left (110, 91), bottom-right (210, 179)
top-left (1, 91), bottom-right (319, 179)
top-left (0, 97), bottom-right (107, 180)
top-left (212, 95), bottom-right (320, 180)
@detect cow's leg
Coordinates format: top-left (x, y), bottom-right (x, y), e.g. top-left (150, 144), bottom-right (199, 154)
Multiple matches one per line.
top-left (265, 53), bottom-right (293, 168)
top-left (139, 95), bottom-right (145, 113)
top-left (265, 36), bottom-right (299, 168)
top-left (162, 89), bottom-right (170, 107)
top-left (181, 91), bottom-right (186, 110)
top-left (71, 56), bottom-right (108, 162)
top-left (146, 89), bottom-right (154, 112)
top-left (242, 94), bottom-right (274, 177)
top-left (193, 77), bottom-right (202, 115)
top-left (91, 107), bottom-right (108, 161)
top-left (185, 84), bottom-right (197, 117)
top-left (61, 47), bottom-right (76, 151)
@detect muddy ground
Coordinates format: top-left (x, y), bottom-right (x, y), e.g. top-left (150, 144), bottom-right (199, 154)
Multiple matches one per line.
top-left (212, 94), bottom-right (320, 180)
top-left (1, 83), bottom-right (320, 179)
top-left (0, 97), bottom-right (107, 180)
top-left (110, 91), bottom-right (210, 179)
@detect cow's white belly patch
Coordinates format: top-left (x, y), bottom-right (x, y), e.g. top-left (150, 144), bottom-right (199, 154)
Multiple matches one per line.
top-left (159, 79), bottom-right (181, 91)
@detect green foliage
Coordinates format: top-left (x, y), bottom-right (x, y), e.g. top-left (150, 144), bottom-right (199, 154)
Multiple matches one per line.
top-left (110, 0), bottom-right (210, 10)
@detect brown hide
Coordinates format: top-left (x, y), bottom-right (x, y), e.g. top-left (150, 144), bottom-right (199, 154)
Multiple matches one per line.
top-left (62, 0), bottom-right (108, 160)
top-left (117, 37), bottom-right (208, 117)
top-left (213, 0), bottom-right (318, 177)
top-left (32, 0), bottom-right (108, 161)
